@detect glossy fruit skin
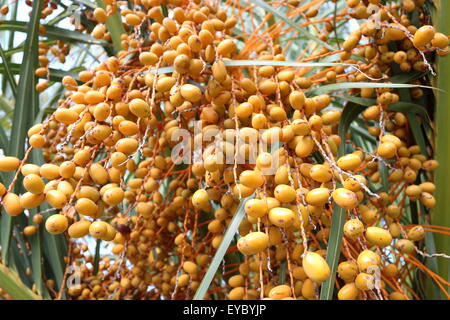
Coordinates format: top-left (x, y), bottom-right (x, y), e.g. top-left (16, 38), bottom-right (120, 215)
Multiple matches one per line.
top-left (289, 204), bottom-right (309, 228)
top-left (268, 207), bottom-right (295, 228)
top-left (237, 231), bottom-right (269, 255)
top-left (301, 279), bottom-right (316, 300)
top-left (381, 134), bottom-right (402, 147)
top-left (217, 39), bottom-right (236, 56)
top-left (344, 219), bottom-right (364, 241)
top-left (0, 156), bottom-right (20, 172)
top-left (291, 119), bottom-right (310, 136)
top-left (228, 275), bottom-right (244, 288)
top-left (377, 142), bottom-right (397, 158)
top-left (0, 183), bottom-right (5, 197)
top-left (21, 164), bottom-right (40, 176)
top-left (45, 214), bottom-right (69, 234)
top-left (233, 184), bottom-right (255, 198)
top-left (337, 283), bottom-right (359, 300)
top-left (54, 108), bottom-right (78, 124)
top-left (274, 184), bottom-right (296, 203)
top-left (40, 164), bottom-right (60, 180)
top-left (115, 138), bottom-right (139, 155)
top-left (183, 261), bottom-right (198, 274)
top-left (302, 251), bottom-right (331, 283)
top-left (292, 266), bottom-right (308, 281)
top-left (309, 165), bottom-right (332, 182)
top-left (180, 84), bottom-right (202, 102)
top-left (363, 105), bottom-right (380, 121)
top-left (68, 220), bottom-right (91, 238)
top-left (46, 190), bottom-right (67, 209)
top-left (102, 187), bottom-right (124, 206)
top-left (89, 163), bottom-right (109, 185)
top-left (268, 285), bottom-right (292, 300)
top-left (355, 273), bottom-right (375, 291)
top-left (338, 261), bottom-right (358, 282)
top-left (23, 225), bottom-right (37, 237)
top-left (432, 32), bottom-right (449, 49)
top-left (365, 227), bottom-right (392, 248)
top-left (289, 91), bottom-right (305, 110)
top-left (75, 198), bottom-right (98, 217)
top-left (332, 188), bottom-right (359, 210)
top-left (239, 170), bottom-right (264, 189)
top-left (102, 224), bottom-right (116, 241)
top-left (295, 136), bottom-right (314, 158)
top-left (413, 25), bottom-right (435, 47)
top-left (229, 287), bottom-right (245, 300)
top-left (244, 199), bottom-right (268, 218)
top-left (305, 188), bottom-right (329, 206)
top-left (420, 192), bottom-right (436, 208)
top-left (382, 264), bottom-right (398, 278)
top-left (192, 189), bottom-right (209, 210)
top-left (236, 102), bottom-right (254, 119)
top-left (20, 192), bottom-right (45, 209)
top-left (419, 182), bottom-right (436, 193)
top-left (29, 134), bottom-right (45, 148)
top-left (405, 185), bottom-right (422, 198)
top-left (337, 154), bottom-right (361, 171)
top-left (89, 221), bottom-right (108, 239)
top-left (386, 204), bottom-right (401, 218)
top-left (3, 193), bottom-right (23, 216)
top-left (357, 250), bottom-right (381, 272)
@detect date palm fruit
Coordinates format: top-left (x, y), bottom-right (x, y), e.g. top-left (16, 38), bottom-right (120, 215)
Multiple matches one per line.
top-left (0, 0), bottom-right (445, 301)
top-left (191, 189), bottom-right (210, 211)
top-left (2, 193), bottom-right (23, 216)
top-left (268, 207), bottom-right (296, 228)
top-left (344, 219), bottom-right (364, 241)
top-left (413, 25), bottom-right (436, 47)
top-left (408, 226), bottom-right (425, 241)
top-left (337, 283), bottom-right (359, 300)
top-left (237, 232), bottom-right (269, 255)
top-left (338, 261), bottom-right (359, 282)
top-left (45, 214), bottom-right (69, 234)
top-left (302, 252), bottom-right (331, 283)
top-left (0, 156), bottom-right (20, 172)
top-left (395, 239), bottom-right (415, 254)
top-left (357, 250), bottom-right (381, 272)
top-left (332, 188), bottom-right (359, 210)
top-left (244, 199), bottom-right (268, 218)
top-left (23, 174), bottom-right (45, 194)
top-left (274, 184), bottom-right (296, 203)
top-left (268, 285), bottom-right (292, 300)
top-left (89, 221), bottom-right (109, 239)
top-left (68, 220), bottom-right (91, 238)
top-left (306, 188), bottom-right (329, 206)
top-left (239, 170), bottom-right (264, 188)
top-left (337, 154), bottom-right (361, 171)
top-left (365, 227), bottom-right (393, 248)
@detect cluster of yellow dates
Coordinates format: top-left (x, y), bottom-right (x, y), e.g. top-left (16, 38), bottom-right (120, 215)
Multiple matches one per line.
top-left (0, 0), bottom-right (446, 299)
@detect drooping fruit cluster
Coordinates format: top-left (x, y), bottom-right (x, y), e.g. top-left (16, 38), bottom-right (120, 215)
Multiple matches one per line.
top-left (0, 0), bottom-right (447, 300)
